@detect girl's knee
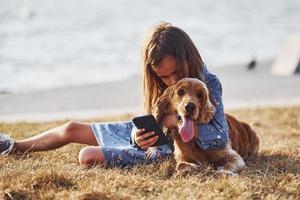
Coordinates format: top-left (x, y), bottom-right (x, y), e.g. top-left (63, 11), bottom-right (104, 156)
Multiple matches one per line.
top-left (78, 146), bottom-right (105, 167)
top-left (61, 121), bottom-right (81, 140)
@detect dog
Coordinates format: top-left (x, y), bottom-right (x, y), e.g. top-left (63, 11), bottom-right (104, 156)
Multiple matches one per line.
top-left (151, 78), bottom-right (260, 175)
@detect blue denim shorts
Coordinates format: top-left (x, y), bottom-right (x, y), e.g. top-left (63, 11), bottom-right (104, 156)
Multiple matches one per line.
top-left (91, 121), bottom-right (173, 168)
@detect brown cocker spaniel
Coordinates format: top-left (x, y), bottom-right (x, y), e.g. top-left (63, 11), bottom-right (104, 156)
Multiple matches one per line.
top-left (152, 78), bottom-right (260, 175)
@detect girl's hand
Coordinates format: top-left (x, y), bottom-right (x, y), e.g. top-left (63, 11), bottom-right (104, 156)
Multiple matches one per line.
top-left (134, 128), bottom-right (159, 150)
top-left (163, 114), bottom-right (177, 128)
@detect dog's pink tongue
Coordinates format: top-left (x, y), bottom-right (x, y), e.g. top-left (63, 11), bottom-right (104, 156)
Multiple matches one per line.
top-left (179, 116), bottom-right (194, 143)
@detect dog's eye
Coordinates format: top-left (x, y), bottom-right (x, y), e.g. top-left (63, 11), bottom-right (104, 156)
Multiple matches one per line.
top-left (197, 93), bottom-right (203, 99)
top-left (177, 89), bottom-right (184, 96)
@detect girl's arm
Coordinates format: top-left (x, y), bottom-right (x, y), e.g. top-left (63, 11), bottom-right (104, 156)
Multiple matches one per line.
top-left (197, 67), bottom-right (228, 150)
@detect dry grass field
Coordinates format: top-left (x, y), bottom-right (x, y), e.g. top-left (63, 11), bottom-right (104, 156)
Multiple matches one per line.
top-left (0, 106), bottom-right (299, 200)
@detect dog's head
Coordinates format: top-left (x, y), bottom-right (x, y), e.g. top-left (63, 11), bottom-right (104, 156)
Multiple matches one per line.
top-left (153, 78), bottom-right (216, 143)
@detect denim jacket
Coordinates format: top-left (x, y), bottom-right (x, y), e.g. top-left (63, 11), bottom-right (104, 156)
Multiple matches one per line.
top-left (197, 66), bottom-right (228, 150)
top-left (130, 65), bottom-right (228, 151)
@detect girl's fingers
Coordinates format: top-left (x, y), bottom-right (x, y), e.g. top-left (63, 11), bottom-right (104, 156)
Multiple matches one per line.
top-left (135, 129), bottom-right (145, 137)
top-left (141, 131), bottom-right (156, 140)
top-left (140, 136), bottom-right (159, 150)
top-left (147, 137), bottom-right (159, 147)
top-left (135, 131), bottom-right (155, 143)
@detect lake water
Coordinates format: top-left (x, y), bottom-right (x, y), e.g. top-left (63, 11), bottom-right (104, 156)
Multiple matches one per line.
top-left (0, 0), bottom-right (299, 93)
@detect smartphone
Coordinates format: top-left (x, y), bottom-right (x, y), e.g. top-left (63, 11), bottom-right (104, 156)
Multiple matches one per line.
top-left (132, 114), bottom-right (170, 146)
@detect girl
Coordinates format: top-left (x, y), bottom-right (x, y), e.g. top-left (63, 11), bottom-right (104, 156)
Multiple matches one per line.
top-left (0, 22), bottom-right (228, 168)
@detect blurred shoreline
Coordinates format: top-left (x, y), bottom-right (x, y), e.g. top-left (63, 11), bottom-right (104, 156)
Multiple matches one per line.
top-left (1, 0), bottom-right (300, 94)
top-left (0, 58), bottom-right (300, 123)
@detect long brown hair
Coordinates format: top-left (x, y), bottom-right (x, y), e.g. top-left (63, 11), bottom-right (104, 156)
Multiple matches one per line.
top-left (142, 22), bottom-right (205, 114)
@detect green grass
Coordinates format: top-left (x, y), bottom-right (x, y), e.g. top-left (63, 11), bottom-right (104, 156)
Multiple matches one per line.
top-left (0, 107), bottom-right (299, 200)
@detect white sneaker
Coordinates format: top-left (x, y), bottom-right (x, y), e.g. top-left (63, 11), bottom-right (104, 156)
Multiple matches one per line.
top-left (0, 133), bottom-right (15, 155)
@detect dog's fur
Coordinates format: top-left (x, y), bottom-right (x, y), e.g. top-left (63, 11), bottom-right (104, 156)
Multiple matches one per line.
top-left (152, 78), bottom-right (260, 174)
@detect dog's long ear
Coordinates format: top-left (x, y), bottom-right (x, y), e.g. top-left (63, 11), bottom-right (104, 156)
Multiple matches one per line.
top-left (199, 90), bottom-right (216, 123)
top-left (152, 85), bottom-right (175, 126)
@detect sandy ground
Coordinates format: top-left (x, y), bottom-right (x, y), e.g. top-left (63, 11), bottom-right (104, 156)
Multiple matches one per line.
top-left (0, 59), bottom-right (299, 122)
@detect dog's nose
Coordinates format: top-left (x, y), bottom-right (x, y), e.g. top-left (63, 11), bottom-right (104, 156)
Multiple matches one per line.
top-left (185, 102), bottom-right (196, 113)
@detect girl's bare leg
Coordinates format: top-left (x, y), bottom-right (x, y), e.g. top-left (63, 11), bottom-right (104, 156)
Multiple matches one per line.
top-left (13, 121), bottom-right (106, 166)
top-left (14, 121), bottom-right (97, 152)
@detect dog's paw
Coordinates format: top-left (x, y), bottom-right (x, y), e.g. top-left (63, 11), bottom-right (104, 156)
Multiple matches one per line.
top-left (174, 168), bottom-right (190, 177)
top-left (176, 161), bottom-right (199, 171)
top-left (174, 161), bottom-right (201, 177)
top-left (215, 167), bottom-right (237, 177)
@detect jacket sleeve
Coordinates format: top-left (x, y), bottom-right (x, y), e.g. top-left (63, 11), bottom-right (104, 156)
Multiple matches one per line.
top-left (196, 66), bottom-right (228, 150)
top-left (129, 125), bottom-right (142, 149)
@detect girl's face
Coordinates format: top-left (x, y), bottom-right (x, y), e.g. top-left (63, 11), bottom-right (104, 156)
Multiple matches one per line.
top-left (154, 56), bottom-right (179, 87)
